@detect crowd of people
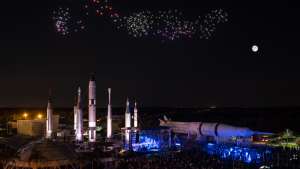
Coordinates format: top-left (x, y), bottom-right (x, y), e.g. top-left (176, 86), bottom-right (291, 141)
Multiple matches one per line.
top-left (109, 147), bottom-right (300, 169)
top-left (115, 150), bottom-right (259, 169)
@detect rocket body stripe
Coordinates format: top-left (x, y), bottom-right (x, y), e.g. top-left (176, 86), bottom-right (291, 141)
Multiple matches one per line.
top-left (88, 77), bottom-right (97, 142)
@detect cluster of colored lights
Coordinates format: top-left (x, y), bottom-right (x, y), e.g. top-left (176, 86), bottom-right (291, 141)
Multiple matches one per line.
top-left (52, 7), bottom-right (85, 36)
top-left (52, 0), bottom-right (228, 41)
top-left (204, 143), bottom-right (272, 164)
top-left (83, 0), bottom-right (117, 17)
top-left (52, 7), bottom-right (71, 35)
top-left (198, 9), bottom-right (228, 39)
top-left (154, 10), bottom-right (196, 40)
top-left (114, 8), bottom-right (228, 41)
top-left (132, 136), bottom-right (160, 152)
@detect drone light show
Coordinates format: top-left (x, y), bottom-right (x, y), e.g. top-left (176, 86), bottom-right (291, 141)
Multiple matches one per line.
top-left (52, 0), bottom-right (228, 41)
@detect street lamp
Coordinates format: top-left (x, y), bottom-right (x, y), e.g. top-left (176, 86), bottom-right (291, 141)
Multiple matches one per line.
top-left (37, 114), bottom-right (43, 119)
top-left (23, 112), bottom-right (28, 119)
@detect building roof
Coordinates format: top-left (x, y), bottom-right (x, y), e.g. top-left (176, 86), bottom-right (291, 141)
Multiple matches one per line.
top-left (18, 140), bottom-right (77, 161)
top-left (5, 139), bottom-right (79, 169)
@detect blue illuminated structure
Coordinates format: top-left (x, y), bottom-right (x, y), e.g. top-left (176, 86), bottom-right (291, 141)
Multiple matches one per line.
top-left (123, 127), bottom-right (272, 165)
top-left (132, 135), bottom-right (160, 152)
top-left (203, 143), bottom-right (272, 164)
top-left (124, 127), bottom-right (173, 152)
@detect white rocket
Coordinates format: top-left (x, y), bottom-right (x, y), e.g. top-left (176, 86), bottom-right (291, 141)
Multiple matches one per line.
top-left (46, 91), bottom-right (53, 139)
top-left (124, 98), bottom-right (131, 144)
top-left (73, 95), bottom-right (77, 132)
top-left (159, 116), bottom-right (256, 138)
top-left (125, 98), bottom-right (131, 128)
top-left (76, 86), bottom-right (83, 141)
top-left (133, 101), bottom-right (138, 128)
top-left (88, 75), bottom-right (97, 142)
top-left (107, 88), bottom-right (112, 139)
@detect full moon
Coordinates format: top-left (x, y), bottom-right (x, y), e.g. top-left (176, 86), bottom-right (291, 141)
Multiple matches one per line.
top-left (252, 45), bottom-right (258, 52)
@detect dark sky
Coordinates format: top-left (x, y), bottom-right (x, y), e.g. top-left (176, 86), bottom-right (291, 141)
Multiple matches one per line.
top-left (0, 0), bottom-right (299, 107)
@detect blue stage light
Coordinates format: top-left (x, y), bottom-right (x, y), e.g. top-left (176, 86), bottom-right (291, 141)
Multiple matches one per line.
top-left (132, 135), bottom-right (161, 152)
top-left (203, 143), bottom-right (272, 164)
top-left (175, 143), bottom-right (181, 146)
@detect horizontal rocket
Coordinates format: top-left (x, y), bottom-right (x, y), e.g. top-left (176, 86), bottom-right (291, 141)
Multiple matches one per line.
top-left (159, 116), bottom-right (258, 138)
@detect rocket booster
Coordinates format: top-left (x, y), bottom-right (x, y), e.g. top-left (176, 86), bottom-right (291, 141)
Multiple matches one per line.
top-left (46, 91), bottom-right (53, 139)
top-left (107, 88), bottom-right (112, 138)
top-left (88, 75), bottom-right (97, 142)
top-left (124, 98), bottom-right (131, 144)
top-left (125, 98), bottom-right (131, 128)
top-left (134, 101), bottom-right (138, 128)
top-left (73, 95), bottom-right (77, 132)
top-left (159, 116), bottom-right (255, 138)
top-left (76, 86), bottom-right (83, 141)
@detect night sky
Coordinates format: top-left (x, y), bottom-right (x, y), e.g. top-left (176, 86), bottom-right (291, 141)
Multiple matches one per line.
top-left (0, 1), bottom-right (299, 108)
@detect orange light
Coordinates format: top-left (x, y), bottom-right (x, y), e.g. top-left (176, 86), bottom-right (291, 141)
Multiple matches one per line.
top-left (23, 112), bottom-right (28, 119)
top-left (37, 114), bottom-right (43, 119)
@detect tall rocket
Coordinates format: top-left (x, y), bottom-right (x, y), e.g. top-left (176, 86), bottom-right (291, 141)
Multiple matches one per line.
top-left (88, 74), bottom-right (97, 142)
top-left (73, 94), bottom-right (77, 132)
top-left (134, 101), bottom-right (138, 128)
top-left (46, 91), bottom-right (53, 139)
top-left (125, 98), bottom-right (131, 128)
top-left (76, 86), bottom-right (83, 141)
top-left (107, 88), bottom-right (112, 139)
top-left (124, 98), bottom-right (131, 145)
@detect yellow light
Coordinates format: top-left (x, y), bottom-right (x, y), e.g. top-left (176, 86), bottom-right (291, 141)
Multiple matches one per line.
top-left (37, 114), bottom-right (43, 119)
top-left (23, 112), bottom-right (28, 119)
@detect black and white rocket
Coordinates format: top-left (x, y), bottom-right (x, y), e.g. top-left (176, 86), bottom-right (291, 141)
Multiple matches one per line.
top-left (125, 98), bottom-right (131, 128)
top-left (88, 75), bottom-right (97, 142)
top-left (124, 98), bottom-right (131, 144)
top-left (76, 86), bottom-right (83, 141)
top-left (73, 94), bottom-right (77, 132)
top-left (46, 91), bottom-right (53, 139)
top-left (107, 88), bottom-right (112, 139)
top-left (134, 101), bottom-right (138, 128)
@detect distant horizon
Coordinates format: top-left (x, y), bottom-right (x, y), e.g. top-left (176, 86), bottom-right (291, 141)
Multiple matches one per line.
top-left (2, 106), bottom-right (300, 109)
